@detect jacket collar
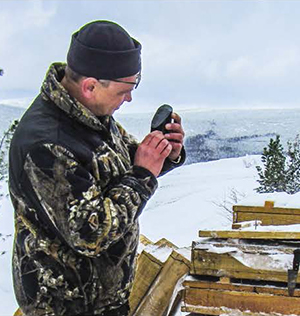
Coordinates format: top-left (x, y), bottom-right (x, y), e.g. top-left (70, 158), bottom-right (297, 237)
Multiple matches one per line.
top-left (41, 62), bottom-right (110, 132)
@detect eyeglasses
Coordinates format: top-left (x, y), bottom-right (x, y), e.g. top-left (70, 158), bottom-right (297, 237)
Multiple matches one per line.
top-left (110, 72), bottom-right (141, 89)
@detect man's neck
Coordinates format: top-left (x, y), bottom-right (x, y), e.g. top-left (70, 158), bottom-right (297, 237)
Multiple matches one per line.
top-left (61, 76), bottom-right (85, 104)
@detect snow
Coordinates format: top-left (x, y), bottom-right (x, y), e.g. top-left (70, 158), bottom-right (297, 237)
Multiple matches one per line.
top-left (0, 184), bottom-right (18, 316)
top-left (139, 155), bottom-right (260, 247)
top-left (232, 252), bottom-right (292, 271)
top-left (0, 97), bottom-right (34, 109)
top-left (137, 243), bottom-right (174, 263)
top-left (241, 223), bottom-right (300, 232)
top-left (193, 239), bottom-right (293, 272)
top-left (239, 191), bottom-right (300, 208)
top-left (2, 155), bottom-right (300, 315)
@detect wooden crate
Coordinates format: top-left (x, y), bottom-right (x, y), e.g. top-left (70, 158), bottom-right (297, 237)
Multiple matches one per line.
top-left (182, 279), bottom-right (300, 315)
top-left (233, 201), bottom-right (300, 226)
top-left (191, 238), bottom-right (298, 283)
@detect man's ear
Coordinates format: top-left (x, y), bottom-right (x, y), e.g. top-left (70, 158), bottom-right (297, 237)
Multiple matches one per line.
top-left (81, 78), bottom-right (98, 99)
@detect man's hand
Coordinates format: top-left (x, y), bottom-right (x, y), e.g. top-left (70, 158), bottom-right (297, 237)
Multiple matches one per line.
top-left (134, 131), bottom-right (172, 177)
top-left (164, 112), bottom-right (185, 161)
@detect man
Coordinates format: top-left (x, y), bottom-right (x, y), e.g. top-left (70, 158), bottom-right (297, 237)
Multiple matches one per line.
top-left (9, 20), bottom-right (185, 316)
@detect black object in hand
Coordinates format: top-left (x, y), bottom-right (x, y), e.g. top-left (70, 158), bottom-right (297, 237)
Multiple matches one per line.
top-left (150, 104), bottom-right (173, 134)
top-left (287, 249), bottom-right (300, 296)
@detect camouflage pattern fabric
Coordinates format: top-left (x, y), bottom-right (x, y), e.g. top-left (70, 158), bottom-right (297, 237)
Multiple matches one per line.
top-left (8, 63), bottom-right (187, 316)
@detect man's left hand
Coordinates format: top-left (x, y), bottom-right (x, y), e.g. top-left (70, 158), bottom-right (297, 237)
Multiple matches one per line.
top-left (164, 112), bottom-right (185, 161)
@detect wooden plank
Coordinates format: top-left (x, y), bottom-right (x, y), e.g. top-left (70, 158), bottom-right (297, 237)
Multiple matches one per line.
top-left (139, 234), bottom-right (153, 246)
top-left (232, 202), bottom-right (300, 226)
top-left (233, 204), bottom-right (300, 215)
top-left (183, 280), bottom-right (300, 297)
top-left (192, 239), bottom-right (298, 254)
top-left (181, 304), bottom-right (294, 316)
top-left (167, 289), bottom-right (183, 316)
top-left (133, 250), bottom-right (190, 316)
top-left (183, 287), bottom-right (300, 315)
top-left (181, 305), bottom-right (221, 315)
top-left (129, 250), bottom-right (163, 315)
top-left (130, 236), bottom-right (180, 315)
top-left (13, 309), bottom-right (23, 316)
top-left (234, 212), bottom-right (300, 226)
top-left (191, 248), bottom-right (293, 283)
top-left (154, 238), bottom-right (178, 249)
top-left (264, 201), bottom-right (275, 208)
top-left (198, 230), bottom-right (300, 240)
top-left (232, 220), bottom-right (262, 230)
top-left (219, 277), bottom-right (230, 284)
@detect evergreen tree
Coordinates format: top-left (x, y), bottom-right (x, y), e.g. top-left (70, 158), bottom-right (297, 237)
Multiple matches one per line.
top-left (255, 135), bottom-right (287, 193)
top-left (286, 135), bottom-right (300, 194)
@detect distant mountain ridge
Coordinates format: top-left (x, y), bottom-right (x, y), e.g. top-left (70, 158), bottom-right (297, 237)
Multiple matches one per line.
top-left (1, 105), bottom-right (299, 164)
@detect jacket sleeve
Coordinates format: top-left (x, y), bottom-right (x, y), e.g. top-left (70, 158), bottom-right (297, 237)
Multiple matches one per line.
top-left (115, 121), bottom-right (139, 163)
top-left (21, 143), bottom-right (157, 258)
top-left (160, 146), bottom-right (186, 176)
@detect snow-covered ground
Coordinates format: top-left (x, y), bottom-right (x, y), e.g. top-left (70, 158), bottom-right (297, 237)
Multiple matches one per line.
top-left (1, 155), bottom-right (298, 316)
top-left (140, 155), bottom-right (261, 247)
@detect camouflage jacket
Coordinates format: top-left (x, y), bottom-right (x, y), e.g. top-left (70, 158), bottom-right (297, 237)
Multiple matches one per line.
top-left (9, 63), bottom-right (185, 316)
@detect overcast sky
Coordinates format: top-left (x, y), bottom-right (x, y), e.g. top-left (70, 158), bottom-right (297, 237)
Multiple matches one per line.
top-left (1, 0), bottom-right (300, 113)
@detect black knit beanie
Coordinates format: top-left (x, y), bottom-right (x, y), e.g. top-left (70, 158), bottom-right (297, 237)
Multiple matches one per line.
top-left (67, 20), bottom-right (142, 79)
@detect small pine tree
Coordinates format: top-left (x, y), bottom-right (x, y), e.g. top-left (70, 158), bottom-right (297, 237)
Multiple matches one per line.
top-left (286, 135), bottom-right (300, 194)
top-left (255, 135), bottom-right (287, 193)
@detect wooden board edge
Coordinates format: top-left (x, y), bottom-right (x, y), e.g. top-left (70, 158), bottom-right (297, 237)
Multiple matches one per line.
top-left (198, 230), bottom-right (300, 240)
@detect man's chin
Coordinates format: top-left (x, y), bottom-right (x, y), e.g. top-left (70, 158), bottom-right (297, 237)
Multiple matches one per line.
top-left (114, 105), bottom-right (122, 112)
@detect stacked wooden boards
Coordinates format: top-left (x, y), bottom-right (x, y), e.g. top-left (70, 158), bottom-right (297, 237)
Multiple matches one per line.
top-left (129, 235), bottom-right (191, 316)
top-left (233, 200), bottom-right (300, 226)
top-left (182, 201), bottom-right (300, 315)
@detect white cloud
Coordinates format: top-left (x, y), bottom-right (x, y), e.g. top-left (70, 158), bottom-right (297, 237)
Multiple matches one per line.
top-left (23, 0), bottom-right (56, 28)
top-left (2, 0), bottom-right (300, 108)
top-left (0, 0), bottom-right (56, 41)
top-left (225, 47), bottom-right (300, 83)
top-left (0, 1), bottom-right (57, 92)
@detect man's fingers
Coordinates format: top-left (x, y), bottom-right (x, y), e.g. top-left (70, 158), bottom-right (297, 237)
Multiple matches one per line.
top-left (171, 112), bottom-right (182, 124)
top-left (156, 138), bottom-right (170, 154)
top-left (159, 142), bottom-right (172, 157)
top-left (165, 122), bottom-right (185, 136)
top-left (141, 130), bottom-right (163, 146)
top-left (165, 132), bottom-right (184, 143)
top-left (169, 142), bottom-right (182, 153)
top-left (141, 132), bottom-right (172, 156)
top-left (141, 133), bottom-right (154, 146)
top-left (148, 131), bottom-right (169, 149)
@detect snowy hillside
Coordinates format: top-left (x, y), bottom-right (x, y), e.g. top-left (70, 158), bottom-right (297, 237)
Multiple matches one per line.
top-left (0, 155), bottom-right (292, 316)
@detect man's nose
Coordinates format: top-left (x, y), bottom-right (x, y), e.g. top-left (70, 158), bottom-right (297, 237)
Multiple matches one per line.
top-left (124, 92), bottom-right (132, 102)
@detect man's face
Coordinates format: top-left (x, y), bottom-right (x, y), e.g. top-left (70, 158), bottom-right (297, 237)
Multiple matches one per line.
top-left (92, 75), bottom-right (137, 116)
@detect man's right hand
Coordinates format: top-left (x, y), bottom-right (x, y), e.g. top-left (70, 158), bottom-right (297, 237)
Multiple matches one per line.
top-left (134, 131), bottom-right (172, 177)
